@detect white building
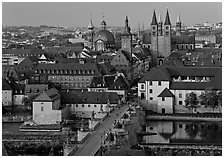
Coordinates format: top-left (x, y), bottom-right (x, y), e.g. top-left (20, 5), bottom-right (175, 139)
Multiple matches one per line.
top-left (32, 88), bottom-right (69, 125)
top-left (138, 67), bottom-right (222, 113)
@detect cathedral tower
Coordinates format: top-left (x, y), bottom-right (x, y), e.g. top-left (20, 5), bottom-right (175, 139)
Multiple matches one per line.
top-left (176, 14), bottom-right (181, 36)
top-left (121, 16), bottom-right (132, 53)
top-left (88, 14), bottom-right (94, 49)
top-left (150, 9), bottom-right (158, 66)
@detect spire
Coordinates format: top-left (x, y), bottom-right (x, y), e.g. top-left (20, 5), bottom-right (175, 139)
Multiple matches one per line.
top-left (177, 13), bottom-right (181, 23)
top-left (137, 22), bottom-right (141, 38)
top-left (151, 9), bottom-right (157, 25)
top-left (101, 12), bottom-right (106, 30)
top-left (142, 22), bottom-right (145, 33)
top-left (88, 13), bottom-right (94, 30)
top-left (158, 13), bottom-right (162, 23)
top-left (123, 16), bottom-right (131, 34)
top-left (164, 8), bottom-right (171, 25)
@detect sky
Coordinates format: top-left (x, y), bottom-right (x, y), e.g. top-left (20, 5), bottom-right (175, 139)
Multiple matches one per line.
top-left (2, 2), bottom-right (222, 29)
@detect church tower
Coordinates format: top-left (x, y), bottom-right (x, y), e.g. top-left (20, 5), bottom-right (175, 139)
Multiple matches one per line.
top-left (163, 9), bottom-right (171, 59)
top-left (151, 9), bottom-right (172, 66)
top-left (158, 13), bottom-right (163, 36)
top-left (121, 16), bottom-right (132, 53)
top-left (176, 14), bottom-right (181, 36)
top-left (88, 14), bottom-right (94, 49)
top-left (101, 14), bottom-right (107, 30)
top-left (150, 9), bottom-right (158, 66)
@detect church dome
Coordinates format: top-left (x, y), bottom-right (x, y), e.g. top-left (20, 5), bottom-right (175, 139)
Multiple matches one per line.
top-left (94, 30), bottom-right (115, 44)
top-left (101, 20), bottom-right (107, 26)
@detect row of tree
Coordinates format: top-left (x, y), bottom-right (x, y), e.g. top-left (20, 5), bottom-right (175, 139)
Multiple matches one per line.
top-left (185, 88), bottom-right (222, 113)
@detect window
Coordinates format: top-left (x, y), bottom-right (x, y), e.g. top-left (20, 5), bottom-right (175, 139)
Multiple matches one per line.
top-left (82, 104), bottom-right (84, 107)
top-left (166, 32), bottom-right (169, 35)
top-left (76, 104), bottom-right (78, 107)
top-left (152, 26), bottom-right (156, 30)
top-left (179, 101), bottom-right (182, 105)
top-left (152, 32), bottom-right (156, 36)
top-left (179, 93), bottom-right (182, 98)
top-left (158, 81), bottom-right (161, 86)
top-left (150, 126), bottom-right (153, 130)
top-left (179, 124), bottom-right (183, 128)
top-left (150, 81), bottom-right (152, 86)
top-left (149, 89), bottom-right (153, 93)
top-left (162, 97), bottom-right (165, 101)
top-left (166, 26), bottom-right (169, 30)
top-left (150, 97), bottom-right (153, 100)
top-left (141, 84), bottom-right (144, 89)
top-left (94, 105), bottom-right (97, 107)
top-left (41, 107), bottom-right (44, 111)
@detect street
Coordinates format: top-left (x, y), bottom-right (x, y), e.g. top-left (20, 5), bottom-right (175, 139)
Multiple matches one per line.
top-left (70, 104), bottom-right (129, 156)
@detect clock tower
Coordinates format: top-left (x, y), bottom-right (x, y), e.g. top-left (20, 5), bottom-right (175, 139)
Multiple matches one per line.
top-left (121, 16), bottom-right (132, 53)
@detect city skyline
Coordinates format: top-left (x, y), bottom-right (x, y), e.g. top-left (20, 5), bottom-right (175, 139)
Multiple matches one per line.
top-left (2, 2), bottom-right (222, 29)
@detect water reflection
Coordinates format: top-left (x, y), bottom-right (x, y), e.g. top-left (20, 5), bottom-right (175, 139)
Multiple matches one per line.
top-left (142, 121), bottom-right (221, 145)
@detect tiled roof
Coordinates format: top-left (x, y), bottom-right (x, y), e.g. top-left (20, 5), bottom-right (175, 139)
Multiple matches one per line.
top-left (25, 84), bottom-right (48, 94)
top-left (45, 46), bottom-right (84, 54)
top-left (12, 84), bottom-right (25, 94)
top-left (207, 69), bottom-right (222, 90)
top-left (2, 78), bottom-right (12, 90)
top-left (170, 82), bottom-right (209, 90)
top-left (167, 67), bottom-right (221, 77)
top-left (89, 76), bottom-right (106, 88)
top-left (2, 48), bottom-right (45, 56)
top-left (138, 67), bottom-right (171, 82)
top-left (16, 56), bottom-right (39, 68)
top-left (60, 91), bottom-right (120, 104)
top-left (108, 75), bottom-right (129, 90)
top-left (34, 88), bottom-right (60, 102)
top-left (171, 35), bottom-right (195, 44)
top-left (158, 88), bottom-right (174, 97)
top-left (160, 59), bottom-right (184, 67)
top-left (35, 63), bottom-right (101, 76)
top-left (104, 75), bottom-right (116, 87)
top-left (96, 55), bottom-right (113, 63)
top-left (56, 57), bottom-right (95, 64)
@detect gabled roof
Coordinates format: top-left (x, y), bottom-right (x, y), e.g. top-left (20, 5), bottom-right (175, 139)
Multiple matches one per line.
top-left (167, 67), bottom-right (221, 77)
top-left (2, 78), bottom-right (12, 90)
top-left (108, 75), bottom-right (129, 90)
top-left (170, 82), bottom-right (209, 90)
top-left (35, 63), bottom-right (101, 76)
top-left (171, 35), bottom-right (195, 44)
top-left (2, 48), bottom-right (44, 56)
top-left (34, 88), bottom-right (60, 102)
top-left (56, 57), bottom-right (95, 64)
top-left (89, 76), bottom-right (106, 88)
top-left (61, 91), bottom-right (120, 104)
top-left (158, 88), bottom-right (174, 97)
top-left (160, 59), bottom-right (184, 67)
top-left (207, 69), bottom-right (222, 90)
top-left (138, 67), bottom-right (171, 82)
top-left (25, 84), bottom-right (48, 94)
top-left (17, 56), bottom-right (39, 68)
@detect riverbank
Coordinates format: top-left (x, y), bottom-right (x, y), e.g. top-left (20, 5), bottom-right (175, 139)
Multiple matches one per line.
top-left (145, 115), bottom-right (222, 122)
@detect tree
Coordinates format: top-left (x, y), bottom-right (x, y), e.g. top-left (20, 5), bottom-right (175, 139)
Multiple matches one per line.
top-left (22, 94), bottom-right (39, 112)
top-left (199, 88), bottom-right (220, 113)
top-left (185, 92), bottom-right (199, 114)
